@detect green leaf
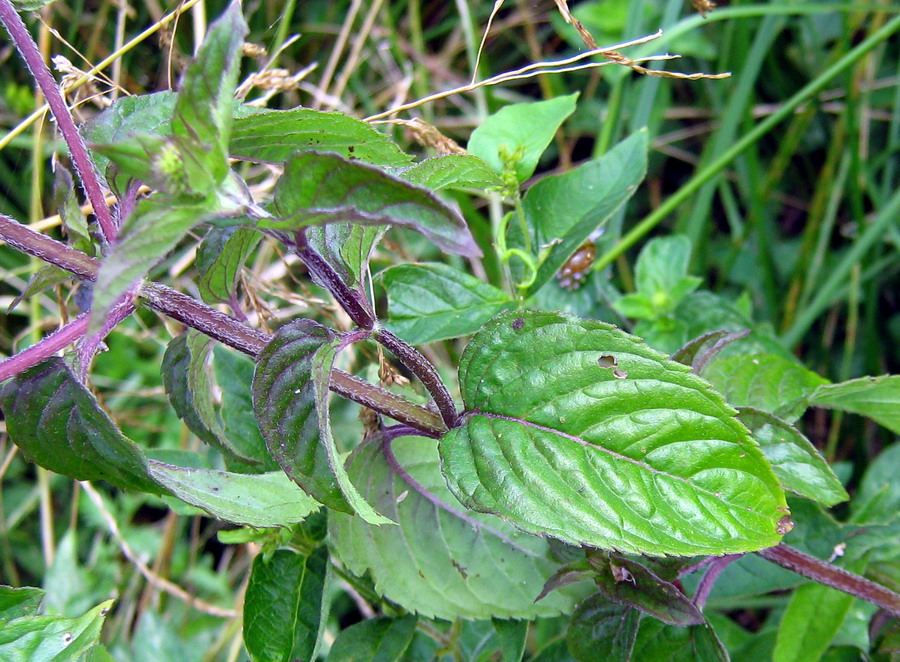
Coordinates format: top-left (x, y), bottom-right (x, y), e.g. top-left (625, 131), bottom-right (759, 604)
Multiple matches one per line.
top-left (265, 152), bottom-right (481, 257)
top-left (252, 319), bottom-right (391, 524)
top-left (170, 0), bottom-right (247, 191)
top-left (244, 547), bottom-right (329, 662)
top-left (493, 619), bottom-right (528, 662)
top-left (230, 107), bottom-right (412, 166)
top-left (635, 236), bottom-right (702, 309)
top-left (329, 435), bottom-right (590, 620)
top-left (737, 408), bottom-right (848, 507)
top-left (307, 224), bottom-right (386, 289)
top-left (702, 353), bottom-right (829, 422)
top-left (440, 310), bottom-right (787, 556)
top-left (212, 345), bottom-right (278, 468)
top-left (0, 358), bottom-right (161, 494)
top-left (631, 617), bottom-right (729, 662)
top-left (566, 597), bottom-right (639, 662)
top-left (82, 91), bottom-right (177, 181)
top-left (851, 442), bottom-right (900, 524)
top-left (161, 332), bottom-right (256, 463)
top-left (327, 615), bottom-right (417, 662)
top-left (380, 263), bottom-right (515, 344)
top-left (8, 265), bottom-right (72, 312)
top-left (147, 463), bottom-right (319, 527)
top-left (523, 130), bottom-right (648, 297)
top-left (808, 375), bottom-right (900, 435)
top-left (0, 587), bottom-right (44, 623)
top-left (90, 196), bottom-right (216, 334)
top-left (773, 573), bottom-right (860, 662)
top-left (196, 225), bottom-right (260, 304)
top-left (587, 554), bottom-right (704, 626)
top-left (468, 93), bottom-right (578, 182)
top-left (54, 165), bottom-right (92, 254)
top-left (0, 600), bottom-right (113, 662)
top-left (400, 154), bottom-right (502, 190)
top-left (670, 330), bottom-right (749, 373)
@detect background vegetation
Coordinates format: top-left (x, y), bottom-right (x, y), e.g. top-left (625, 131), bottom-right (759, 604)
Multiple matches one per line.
top-left (0, 0), bottom-right (897, 659)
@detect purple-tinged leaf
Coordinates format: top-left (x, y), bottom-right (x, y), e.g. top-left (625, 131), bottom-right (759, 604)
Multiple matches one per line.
top-left (0, 358), bottom-right (161, 493)
top-left (440, 310), bottom-right (787, 556)
top-left (567, 596), bottom-right (639, 662)
top-left (252, 319), bottom-right (392, 524)
top-left (330, 435), bottom-right (590, 620)
top-left (671, 329), bottom-right (750, 374)
top-left (737, 407), bottom-right (848, 507)
top-left (263, 152), bottom-right (481, 257)
top-left (586, 553), bottom-right (705, 626)
top-left (161, 331), bottom-right (258, 464)
top-left (306, 224), bottom-right (386, 290)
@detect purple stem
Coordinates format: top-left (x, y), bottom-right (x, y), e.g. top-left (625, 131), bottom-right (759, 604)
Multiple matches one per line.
top-left (76, 288), bottom-right (137, 380)
top-left (375, 328), bottom-right (458, 429)
top-left (758, 544), bottom-right (900, 615)
top-left (0, 313), bottom-right (88, 383)
top-left (693, 554), bottom-right (740, 610)
top-left (0, 215), bottom-right (446, 435)
top-left (293, 232), bottom-right (375, 329)
top-left (0, 0), bottom-right (117, 243)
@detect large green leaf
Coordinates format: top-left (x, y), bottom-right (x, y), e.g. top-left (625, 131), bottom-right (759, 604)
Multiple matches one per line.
top-left (380, 262), bottom-right (515, 344)
top-left (400, 154), bottom-right (502, 190)
top-left (0, 359), bottom-right (161, 493)
top-left (0, 600), bottom-right (113, 662)
top-left (440, 310), bottom-right (787, 556)
top-left (147, 463), bottom-right (319, 527)
top-left (230, 108), bottom-right (412, 166)
top-left (631, 617), bottom-right (729, 662)
top-left (467, 94), bottom-right (578, 182)
top-left (252, 319), bottom-right (392, 524)
top-left (737, 408), bottom-right (847, 507)
top-left (566, 597), bottom-right (639, 662)
top-left (244, 547), bottom-right (329, 662)
top-left (327, 616), bottom-right (417, 662)
top-left (492, 619), bottom-right (528, 662)
top-left (196, 225), bottom-right (260, 304)
top-left (808, 375), bottom-right (900, 435)
top-left (702, 353), bottom-right (828, 422)
top-left (522, 131), bottom-right (648, 297)
top-left (329, 435), bottom-right (590, 620)
top-left (264, 152), bottom-right (480, 257)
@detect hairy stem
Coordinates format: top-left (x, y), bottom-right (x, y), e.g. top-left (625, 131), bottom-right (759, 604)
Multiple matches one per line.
top-left (757, 544), bottom-right (900, 615)
top-left (0, 313), bottom-right (88, 382)
top-left (0, 215), bottom-right (445, 434)
top-left (374, 328), bottom-right (458, 429)
top-left (293, 232), bottom-right (375, 330)
top-left (0, 0), bottom-right (117, 242)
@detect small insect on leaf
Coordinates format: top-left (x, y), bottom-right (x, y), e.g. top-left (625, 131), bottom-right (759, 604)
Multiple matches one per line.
top-left (556, 241), bottom-right (596, 290)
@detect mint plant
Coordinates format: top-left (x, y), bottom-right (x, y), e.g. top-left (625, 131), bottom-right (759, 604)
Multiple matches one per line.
top-left (0, 2), bottom-right (898, 660)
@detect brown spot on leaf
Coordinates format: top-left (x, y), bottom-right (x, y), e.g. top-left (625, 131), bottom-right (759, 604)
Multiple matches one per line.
top-left (512, 317), bottom-right (525, 330)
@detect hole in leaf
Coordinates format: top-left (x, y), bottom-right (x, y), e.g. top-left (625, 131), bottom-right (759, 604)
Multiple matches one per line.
top-left (613, 369), bottom-right (628, 379)
top-left (597, 355), bottom-right (617, 368)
